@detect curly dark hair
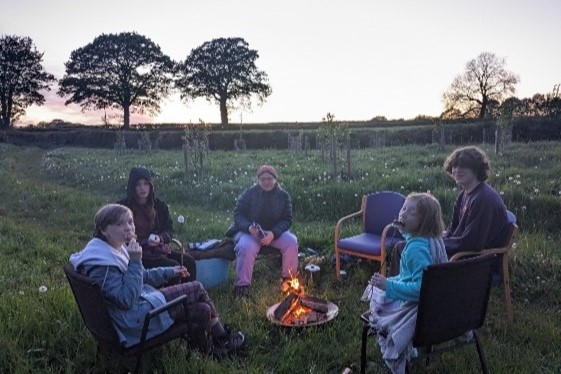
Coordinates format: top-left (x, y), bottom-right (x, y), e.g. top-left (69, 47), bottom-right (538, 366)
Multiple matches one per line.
top-left (443, 146), bottom-right (489, 182)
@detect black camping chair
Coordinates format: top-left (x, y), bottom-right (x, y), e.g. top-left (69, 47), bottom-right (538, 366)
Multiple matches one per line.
top-left (450, 210), bottom-right (518, 325)
top-left (360, 254), bottom-right (496, 373)
top-left (63, 264), bottom-right (190, 373)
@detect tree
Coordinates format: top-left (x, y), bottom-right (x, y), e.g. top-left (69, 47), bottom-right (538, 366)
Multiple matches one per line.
top-left (442, 52), bottom-right (519, 119)
top-left (176, 37), bottom-right (271, 125)
top-left (58, 32), bottom-right (174, 129)
top-left (0, 35), bottom-right (55, 129)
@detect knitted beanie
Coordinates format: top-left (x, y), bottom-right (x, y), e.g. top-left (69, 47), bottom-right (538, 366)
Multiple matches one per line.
top-left (256, 165), bottom-right (278, 179)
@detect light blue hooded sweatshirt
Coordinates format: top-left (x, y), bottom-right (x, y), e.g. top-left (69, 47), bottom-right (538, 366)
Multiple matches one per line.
top-left (70, 238), bottom-right (176, 347)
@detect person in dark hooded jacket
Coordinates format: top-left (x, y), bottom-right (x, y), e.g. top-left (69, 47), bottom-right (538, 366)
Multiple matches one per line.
top-left (118, 167), bottom-right (196, 282)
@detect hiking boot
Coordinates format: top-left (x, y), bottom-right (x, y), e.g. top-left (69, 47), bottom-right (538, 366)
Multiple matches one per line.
top-left (212, 330), bottom-right (246, 356)
top-left (234, 285), bottom-right (250, 299)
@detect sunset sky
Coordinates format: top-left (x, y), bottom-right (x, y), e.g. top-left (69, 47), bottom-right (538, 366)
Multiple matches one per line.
top-left (1, 0), bottom-right (560, 126)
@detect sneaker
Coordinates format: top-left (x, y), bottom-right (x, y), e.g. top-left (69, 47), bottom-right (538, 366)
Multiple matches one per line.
top-left (234, 285), bottom-right (250, 299)
top-left (212, 331), bottom-right (246, 356)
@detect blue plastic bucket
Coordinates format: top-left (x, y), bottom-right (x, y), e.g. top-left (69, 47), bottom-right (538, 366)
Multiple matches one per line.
top-left (195, 258), bottom-right (230, 288)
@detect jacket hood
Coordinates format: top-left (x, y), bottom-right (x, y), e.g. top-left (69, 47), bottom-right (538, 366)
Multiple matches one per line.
top-left (126, 167), bottom-right (154, 203)
top-left (70, 238), bottom-right (129, 273)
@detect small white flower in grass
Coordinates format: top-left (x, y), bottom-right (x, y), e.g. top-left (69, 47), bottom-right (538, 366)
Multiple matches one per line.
top-left (19, 290), bottom-right (24, 296)
top-left (534, 188), bottom-right (539, 194)
top-left (521, 206), bottom-right (527, 211)
top-left (508, 176), bottom-right (513, 181)
top-left (426, 190), bottom-right (431, 194)
top-left (496, 173), bottom-right (500, 177)
top-left (500, 191), bottom-right (504, 195)
top-left (512, 242), bottom-right (517, 249)
top-left (39, 285), bottom-right (48, 293)
top-left (516, 174), bottom-right (520, 178)
top-left (177, 215), bottom-right (185, 224)
top-left (401, 186), bottom-right (404, 190)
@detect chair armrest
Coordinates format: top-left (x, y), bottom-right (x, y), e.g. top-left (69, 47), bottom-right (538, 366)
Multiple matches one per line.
top-left (450, 245), bottom-right (510, 262)
top-left (139, 295), bottom-right (188, 346)
top-left (170, 238), bottom-right (184, 254)
top-left (334, 210), bottom-right (363, 242)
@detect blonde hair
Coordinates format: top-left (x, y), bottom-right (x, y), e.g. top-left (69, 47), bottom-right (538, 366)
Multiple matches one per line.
top-left (405, 192), bottom-right (444, 237)
top-left (93, 204), bottom-right (132, 240)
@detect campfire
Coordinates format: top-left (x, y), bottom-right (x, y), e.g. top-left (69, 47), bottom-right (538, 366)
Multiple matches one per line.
top-left (267, 276), bottom-right (338, 327)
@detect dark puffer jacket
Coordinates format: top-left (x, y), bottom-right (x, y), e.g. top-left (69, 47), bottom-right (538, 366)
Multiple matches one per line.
top-left (226, 183), bottom-right (292, 239)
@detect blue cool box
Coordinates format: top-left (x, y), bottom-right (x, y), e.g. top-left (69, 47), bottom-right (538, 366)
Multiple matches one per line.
top-left (195, 258), bottom-right (230, 288)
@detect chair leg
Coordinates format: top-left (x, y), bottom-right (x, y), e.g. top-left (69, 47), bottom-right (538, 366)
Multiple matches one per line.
top-left (424, 346), bottom-right (432, 366)
top-left (335, 249), bottom-right (341, 280)
top-left (133, 353), bottom-right (144, 374)
top-left (360, 325), bottom-right (370, 374)
top-left (473, 331), bottom-right (489, 374)
top-left (502, 257), bottom-right (514, 325)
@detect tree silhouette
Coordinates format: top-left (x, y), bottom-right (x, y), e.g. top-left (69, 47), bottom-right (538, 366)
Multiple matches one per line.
top-left (0, 35), bottom-right (55, 129)
top-left (176, 37), bottom-right (271, 125)
top-left (58, 32), bottom-right (174, 129)
top-left (442, 52), bottom-right (519, 119)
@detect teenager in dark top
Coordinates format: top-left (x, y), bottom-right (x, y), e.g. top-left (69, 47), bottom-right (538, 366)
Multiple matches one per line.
top-left (442, 146), bottom-right (508, 254)
top-left (118, 167), bottom-right (196, 282)
top-left (388, 146), bottom-right (508, 275)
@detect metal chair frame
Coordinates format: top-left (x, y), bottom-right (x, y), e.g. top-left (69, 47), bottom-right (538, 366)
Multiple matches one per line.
top-left (64, 264), bottom-right (190, 373)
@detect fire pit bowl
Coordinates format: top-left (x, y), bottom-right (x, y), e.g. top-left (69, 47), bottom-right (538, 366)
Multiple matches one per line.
top-left (266, 300), bottom-right (339, 327)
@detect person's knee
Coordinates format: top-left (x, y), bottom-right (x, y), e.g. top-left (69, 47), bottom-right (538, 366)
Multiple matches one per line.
top-left (235, 242), bottom-right (260, 259)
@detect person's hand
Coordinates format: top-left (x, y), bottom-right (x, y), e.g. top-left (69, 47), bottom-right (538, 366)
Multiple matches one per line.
top-left (370, 273), bottom-right (387, 290)
top-left (249, 224), bottom-right (259, 237)
top-left (147, 234), bottom-right (161, 247)
top-left (126, 239), bottom-right (142, 261)
top-left (173, 266), bottom-right (190, 278)
top-left (261, 231), bottom-right (274, 246)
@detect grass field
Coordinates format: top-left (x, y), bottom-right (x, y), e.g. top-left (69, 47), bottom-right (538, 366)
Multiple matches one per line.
top-left (0, 142), bottom-right (560, 373)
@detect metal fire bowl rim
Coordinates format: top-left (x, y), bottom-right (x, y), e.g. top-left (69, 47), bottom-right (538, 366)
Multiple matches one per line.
top-left (266, 300), bottom-right (339, 328)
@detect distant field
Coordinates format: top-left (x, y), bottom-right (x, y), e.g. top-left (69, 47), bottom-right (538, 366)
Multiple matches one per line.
top-left (0, 142), bottom-right (559, 373)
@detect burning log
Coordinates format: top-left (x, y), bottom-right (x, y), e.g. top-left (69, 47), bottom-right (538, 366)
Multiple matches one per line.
top-left (300, 295), bottom-right (329, 313)
top-left (274, 292), bottom-right (299, 321)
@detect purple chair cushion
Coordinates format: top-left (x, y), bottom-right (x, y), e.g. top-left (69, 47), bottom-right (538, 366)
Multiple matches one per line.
top-left (338, 233), bottom-right (402, 256)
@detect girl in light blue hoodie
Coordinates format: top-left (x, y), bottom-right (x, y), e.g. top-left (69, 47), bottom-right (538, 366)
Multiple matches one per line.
top-left (70, 204), bottom-right (245, 353)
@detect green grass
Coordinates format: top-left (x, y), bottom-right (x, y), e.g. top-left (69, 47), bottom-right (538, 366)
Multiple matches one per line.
top-left (0, 142), bottom-right (560, 373)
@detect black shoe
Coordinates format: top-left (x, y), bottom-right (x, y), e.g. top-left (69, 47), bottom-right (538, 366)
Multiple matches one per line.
top-left (212, 331), bottom-right (246, 356)
top-left (234, 285), bottom-right (249, 299)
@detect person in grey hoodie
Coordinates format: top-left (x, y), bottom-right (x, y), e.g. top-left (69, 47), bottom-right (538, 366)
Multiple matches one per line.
top-left (69, 204), bottom-right (245, 353)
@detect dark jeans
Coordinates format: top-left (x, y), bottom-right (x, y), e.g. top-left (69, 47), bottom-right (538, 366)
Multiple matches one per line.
top-left (143, 251), bottom-right (197, 283)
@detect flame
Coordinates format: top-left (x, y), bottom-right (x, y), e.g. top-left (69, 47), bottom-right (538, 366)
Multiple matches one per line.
top-left (278, 274), bottom-right (315, 324)
top-left (282, 272), bottom-right (305, 295)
